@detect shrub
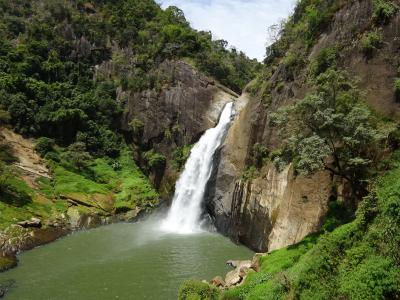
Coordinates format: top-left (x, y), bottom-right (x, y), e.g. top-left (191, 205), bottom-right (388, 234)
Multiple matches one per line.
top-left (373, 0), bottom-right (399, 25)
top-left (34, 137), bottom-right (55, 157)
top-left (44, 151), bottom-right (60, 163)
top-left (64, 142), bottom-right (92, 171)
top-left (172, 145), bottom-right (192, 170)
top-left (253, 143), bottom-right (269, 168)
top-left (144, 150), bottom-right (166, 171)
top-left (178, 280), bottom-right (220, 300)
top-left (360, 31), bottom-right (383, 58)
top-left (0, 144), bottom-right (17, 164)
top-left (394, 78), bottom-right (400, 102)
top-left (338, 256), bottom-right (400, 299)
top-left (129, 118), bottom-right (144, 139)
top-left (311, 46), bottom-right (338, 76)
top-left (282, 52), bottom-right (304, 80)
top-left (0, 108), bottom-right (10, 125)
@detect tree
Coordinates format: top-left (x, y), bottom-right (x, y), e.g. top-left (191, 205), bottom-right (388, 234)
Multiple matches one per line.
top-left (34, 137), bottom-right (55, 157)
top-left (64, 142), bottom-right (92, 171)
top-left (0, 108), bottom-right (10, 125)
top-left (271, 70), bottom-right (386, 196)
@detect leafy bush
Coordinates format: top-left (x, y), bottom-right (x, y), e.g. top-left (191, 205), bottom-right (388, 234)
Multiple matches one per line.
top-left (252, 143), bottom-right (269, 168)
top-left (34, 137), bottom-right (55, 157)
top-left (44, 151), bottom-right (60, 163)
top-left (338, 256), bottom-right (400, 300)
top-left (395, 78), bottom-right (400, 102)
top-left (0, 143), bottom-right (17, 164)
top-left (63, 142), bottom-right (92, 171)
top-left (270, 69), bottom-right (387, 194)
top-left (129, 119), bottom-right (145, 140)
top-left (282, 51), bottom-right (305, 80)
top-left (360, 30), bottom-right (383, 58)
top-left (0, 108), bottom-right (10, 125)
top-left (178, 280), bottom-right (220, 300)
top-left (144, 150), bottom-right (166, 171)
top-left (373, 0), bottom-right (399, 25)
top-left (172, 145), bottom-right (192, 170)
top-left (311, 46), bottom-right (338, 75)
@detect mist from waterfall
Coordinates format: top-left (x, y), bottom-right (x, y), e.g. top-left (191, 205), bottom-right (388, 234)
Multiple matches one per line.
top-left (161, 102), bottom-right (235, 234)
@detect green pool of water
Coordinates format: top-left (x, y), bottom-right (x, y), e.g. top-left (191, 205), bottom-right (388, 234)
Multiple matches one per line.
top-left (0, 219), bottom-right (253, 300)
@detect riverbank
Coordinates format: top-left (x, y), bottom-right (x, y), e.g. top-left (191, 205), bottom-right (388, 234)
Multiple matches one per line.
top-left (0, 129), bottom-right (160, 276)
top-left (0, 205), bottom-right (152, 272)
top-left (0, 220), bottom-right (253, 299)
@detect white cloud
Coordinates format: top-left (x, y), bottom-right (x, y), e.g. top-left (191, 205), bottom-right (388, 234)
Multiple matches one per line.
top-left (159, 0), bottom-right (296, 61)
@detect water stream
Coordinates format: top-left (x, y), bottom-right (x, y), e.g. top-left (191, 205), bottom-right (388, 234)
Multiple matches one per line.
top-left (0, 102), bottom-right (250, 299)
top-left (162, 102), bottom-right (234, 233)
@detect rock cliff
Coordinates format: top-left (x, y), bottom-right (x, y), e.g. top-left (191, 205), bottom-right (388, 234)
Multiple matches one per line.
top-left (119, 60), bottom-right (238, 196)
top-left (206, 94), bottom-right (333, 252)
top-left (207, 0), bottom-right (400, 252)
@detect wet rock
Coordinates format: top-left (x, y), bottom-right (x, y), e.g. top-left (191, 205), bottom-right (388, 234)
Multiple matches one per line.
top-left (0, 279), bottom-right (15, 298)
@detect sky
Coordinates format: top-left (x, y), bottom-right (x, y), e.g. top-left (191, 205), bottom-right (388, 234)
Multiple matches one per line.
top-left (159, 0), bottom-right (297, 61)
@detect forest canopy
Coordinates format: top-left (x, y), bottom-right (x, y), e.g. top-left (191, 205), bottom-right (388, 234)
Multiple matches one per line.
top-left (0, 0), bottom-right (259, 157)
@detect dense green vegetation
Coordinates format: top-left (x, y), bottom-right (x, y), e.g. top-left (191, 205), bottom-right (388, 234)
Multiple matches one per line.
top-left (270, 69), bottom-right (393, 198)
top-left (0, 0), bottom-right (258, 155)
top-left (179, 280), bottom-right (220, 300)
top-left (180, 0), bottom-right (400, 299)
top-left (180, 152), bottom-right (400, 299)
top-left (360, 30), bottom-right (383, 58)
top-left (0, 0), bottom-right (259, 231)
top-left (0, 144), bottom-right (158, 229)
top-left (218, 152), bottom-right (400, 300)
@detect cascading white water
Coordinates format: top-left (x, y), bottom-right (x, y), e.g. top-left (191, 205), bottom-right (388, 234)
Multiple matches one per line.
top-left (161, 102), bottom-right (235, 234)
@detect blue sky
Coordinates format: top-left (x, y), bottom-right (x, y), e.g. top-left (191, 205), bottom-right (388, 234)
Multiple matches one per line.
top-left (159, 0), bottom-right (296, 61)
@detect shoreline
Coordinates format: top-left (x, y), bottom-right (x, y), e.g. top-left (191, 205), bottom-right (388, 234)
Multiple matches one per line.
top-left (0, 206), bottom-right (151, 274)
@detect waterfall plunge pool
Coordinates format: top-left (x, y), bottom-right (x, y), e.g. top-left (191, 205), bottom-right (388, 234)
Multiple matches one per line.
top-left (0, 218), bottom-right (253, 300)
top-left (0, 102), bottom-right (244, 299)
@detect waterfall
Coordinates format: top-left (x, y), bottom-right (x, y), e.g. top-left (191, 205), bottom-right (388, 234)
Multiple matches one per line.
top-left (161, 102), bottom-right (235, 234)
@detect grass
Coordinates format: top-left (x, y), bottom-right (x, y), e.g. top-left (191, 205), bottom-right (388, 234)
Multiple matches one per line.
top-left (221, 235), bottom-right (318, 300)
top-left (0, 148), bottom-right (159, 229)
top-left (212, 152), bottom-right (400, 300)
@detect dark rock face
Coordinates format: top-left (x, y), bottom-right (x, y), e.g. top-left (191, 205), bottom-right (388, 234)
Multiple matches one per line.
top-left (120, 60), bottom-right (237, 194)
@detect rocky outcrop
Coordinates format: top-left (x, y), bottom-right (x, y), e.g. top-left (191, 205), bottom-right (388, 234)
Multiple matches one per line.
top-left (0, 128), bottom-right (51, 187)
top-left (119, 60), bottom-right (238, 194)
top-left (228, 165), bottom-right (332, 252)
top-left (207, 98), bottom-right (333, 251)
top-left (206, 0), bottom-right (400, 253)
top-left (310, 0), bottom-right (400, 118)
top-left (210, 254), bottom-right (264, 289)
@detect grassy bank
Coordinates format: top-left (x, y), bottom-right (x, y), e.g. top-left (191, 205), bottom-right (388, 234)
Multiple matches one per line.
top-left (179, 153), bottom-right (400, 300)
top-left (0, 147), bottom-right (159, 230)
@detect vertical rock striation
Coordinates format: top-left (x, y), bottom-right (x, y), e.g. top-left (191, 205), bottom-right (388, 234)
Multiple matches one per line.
top-left (206, 93), bottom-right (333, 252)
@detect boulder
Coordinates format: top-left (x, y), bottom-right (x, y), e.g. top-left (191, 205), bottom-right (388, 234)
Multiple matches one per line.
top-left (250, 253), bottom-right (265, 272)
top-left (224, 260), bottom-right (252, 287)
top-left (210, 276), bottom-right (225, 288)
top-left (17, 217), bottom-right (41, 228)
top-left (225, 269), bottom-right (242, 287)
